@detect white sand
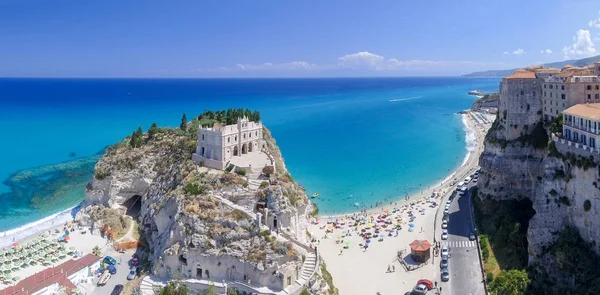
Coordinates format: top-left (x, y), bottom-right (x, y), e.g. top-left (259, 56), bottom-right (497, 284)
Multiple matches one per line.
top-left (309, 112), bottom-right (492, 295)
top-left (0, 228), bottom-right (111, 289)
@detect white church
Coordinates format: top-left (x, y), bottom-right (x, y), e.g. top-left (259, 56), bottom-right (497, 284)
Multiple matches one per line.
top-left (192, 117), bottom-right (267, 170)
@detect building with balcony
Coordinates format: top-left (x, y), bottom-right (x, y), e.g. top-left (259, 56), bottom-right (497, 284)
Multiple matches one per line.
top-left (542, 68), bottom-right (600, 122)
top-left (561, 103), bottom-right (600, 152)
top-left (192, 117), bottom-right (265, 170)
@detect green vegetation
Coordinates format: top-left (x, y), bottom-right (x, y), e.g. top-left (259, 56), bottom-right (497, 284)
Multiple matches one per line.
top-left (259, 181), bottom-right (269, 189)
top-left (473, 191), bottom-right (533, 273)
top-left (92, 246), bottom-right (101, 256)
top-left (557, 196), bottom-right (571, 207)
top-left (529, 226), bottom-right (600, 294)
top-left (129, 126), bottom-right (144, 148)
top-left (584, 200), bottom-right (592, 211)
top-left (549, 114), bottom-right (563, 134)
top-left (183, 182), bottom-right (208, 196)
top-left (320, 262), bottom-right (339, 295)
top-left (224, 164), bottom-right (234, 173)
top-left (158, 281), bottom-right (190, 295)
top-left (516, 122), bottom-right (548, 149)
top-left (197, 108), bottom-right (261, 127)
top-left (300, 289), bottom-right (311, 295)
top-left (148, 122), bottom-right (159, 139)
top-left (309, 205), bottom-right (319, 217)
top-left (490, 269), bottom-right (530, 295)
top-left (235, 169), bottom-right (246, 176)
top-left (180, 113), bottom-right (188, 131)
top-left (548, 142), bottom-right (597, 170)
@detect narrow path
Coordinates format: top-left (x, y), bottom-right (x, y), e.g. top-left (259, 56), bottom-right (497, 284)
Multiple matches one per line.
top-left (116, 216), bottom-right (135, 242)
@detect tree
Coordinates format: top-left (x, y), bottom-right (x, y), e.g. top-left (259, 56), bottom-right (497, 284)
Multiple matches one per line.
top-left (129, 126), bottom-right (144, 148)
top-left (490, 269), bottom-right (530, 295)
top-left (148, 122), bottom-right (159, 139)
top-left (92, 246), bottom-right (101, 256)
top-left (244, 108), bottom-right (252, 119)
top-left (252, 110), bottom-right (261, 122)
top-left (180, 113), bottom-right (188, 131)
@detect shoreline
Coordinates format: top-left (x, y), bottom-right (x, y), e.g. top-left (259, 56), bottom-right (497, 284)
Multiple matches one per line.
top-left (0, 204), bottom-right (81, 248)
top-left (316, 111), bottom-right (490, 218)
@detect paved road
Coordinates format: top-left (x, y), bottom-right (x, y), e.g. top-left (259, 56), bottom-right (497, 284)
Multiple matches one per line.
top-left (440, 180), bottom-right (485, 295)
top-left (90, 249), bottom-right (136, 295)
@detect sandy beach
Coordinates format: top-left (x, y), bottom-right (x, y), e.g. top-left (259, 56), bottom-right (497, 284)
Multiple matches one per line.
top-left (308, 111), bottom-right (493, 295)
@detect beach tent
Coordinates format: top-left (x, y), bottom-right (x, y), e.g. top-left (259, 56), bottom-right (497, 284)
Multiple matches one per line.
top-left (409, 240), bottom-right (431, 263)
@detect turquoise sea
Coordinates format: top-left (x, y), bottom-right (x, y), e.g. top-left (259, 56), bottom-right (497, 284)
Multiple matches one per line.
top-left (0, 77), bottom-right (499, 233)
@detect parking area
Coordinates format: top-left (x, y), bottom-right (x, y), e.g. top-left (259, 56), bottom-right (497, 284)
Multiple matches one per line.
top-left (89, 249), bottom-right (137, 295)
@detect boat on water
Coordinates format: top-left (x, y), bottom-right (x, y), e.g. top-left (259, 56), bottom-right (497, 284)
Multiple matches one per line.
top-left (311, 192), bottom-right (319, 198)
top-left (468, 89), bottom-right (485, 96)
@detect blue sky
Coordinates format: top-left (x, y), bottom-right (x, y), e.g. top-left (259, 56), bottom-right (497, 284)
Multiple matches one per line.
top-left (1, 0), bottom-right (600, 77)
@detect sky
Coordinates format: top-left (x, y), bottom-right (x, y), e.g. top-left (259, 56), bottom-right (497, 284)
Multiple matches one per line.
top-left (1, 0), bottom-right (600, 77)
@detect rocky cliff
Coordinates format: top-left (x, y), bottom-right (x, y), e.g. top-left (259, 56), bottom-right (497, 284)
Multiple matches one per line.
top-left (76, 122), bottom-right (329, 294)
top-left (478, 79), bottom-right (600, 292)
top-left (471, 93), bottom-right (499, 111)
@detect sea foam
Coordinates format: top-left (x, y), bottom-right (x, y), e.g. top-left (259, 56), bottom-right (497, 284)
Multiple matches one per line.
top-left (0, 205), bottom-right (79, 248)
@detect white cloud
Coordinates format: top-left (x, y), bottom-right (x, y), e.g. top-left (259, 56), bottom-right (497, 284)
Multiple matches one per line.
top-left (512, 48), bottom-right (526, 55)
top-left (193, 51), bottom-right (506, 75)
top-left (503, 49), bottom-right (526, 55)
top-left (337, 51), bottom-right (386, 70)
top-left (562, 29), bottom-right (597, 59)
top-left (540, 49), bottom-right (553, 54)
top-left (232, 61), bottom-right (318, 71)
top-left (589, 11), bottom-right (600, 29)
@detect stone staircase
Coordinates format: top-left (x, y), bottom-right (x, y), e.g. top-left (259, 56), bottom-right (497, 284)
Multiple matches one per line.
top-left (297, 253), bottom-right (317, 285)
top-left (140, 275), bottom-right (166, 295)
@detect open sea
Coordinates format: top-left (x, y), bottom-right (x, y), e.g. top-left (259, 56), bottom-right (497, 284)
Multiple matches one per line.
top-left (0, 77), bottom-right (499, 234)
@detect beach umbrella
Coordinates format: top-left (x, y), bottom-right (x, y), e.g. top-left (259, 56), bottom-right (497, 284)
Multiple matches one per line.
top-left (366, 239), bottom-right (371, 244)
top-left (409, 222), bottom-right (415, 227)
top-left (345, 241), bottom-right (350, 248)
top-left (11, 242), bottom-right (18, 248)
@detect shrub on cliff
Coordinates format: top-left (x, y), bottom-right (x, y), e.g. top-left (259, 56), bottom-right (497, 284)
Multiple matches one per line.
top-left (489, 269), bottom-right (530, 295)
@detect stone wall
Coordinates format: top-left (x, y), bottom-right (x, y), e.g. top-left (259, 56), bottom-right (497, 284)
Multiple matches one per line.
top-left (498, 78), bottom-right (543, 141)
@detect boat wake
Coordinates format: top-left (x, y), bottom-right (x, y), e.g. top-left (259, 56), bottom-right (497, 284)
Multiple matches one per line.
top-left (389, 96), bottom-right (422, 102)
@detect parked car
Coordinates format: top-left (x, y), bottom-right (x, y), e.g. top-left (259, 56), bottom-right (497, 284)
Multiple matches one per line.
top-left (441, 245), bottom-right (450, 258)
top-left (416, 279), bottom-right (434, 290)
top-left (444, 208), bottom-right (449, 215)
top-left (446, 200), bottom-right (451, 205)
top-left (441, 268), bottom-right (450, 282)
top-left (469, 231), bottom-right (476, 241)
top-left (104, 256), bottom-right (117, 265)
top-left (131, 254), bottom-right (139, 266)
top-left (127, 266), bottom-right (137, 280)
top-left (442, 221), bottom-right (448, 229)
top-left (441, 229), bottom-right (448, 240)
top-left (107, 264), bottom-right (117, 275)
top-left (110, 284), bottom-right (124, 295)
top-left (440, 257), bottom-right (449, 269)
top-left (412, 283), bottom-right (428, 294)
top-left (97, 270), bottom-right (111, 286)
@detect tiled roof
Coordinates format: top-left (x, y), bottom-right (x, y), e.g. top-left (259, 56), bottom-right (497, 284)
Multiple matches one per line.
top-left (504, 70), bottom-right (536, 79)
top-left (564, 103), bottom-right (600, 121)
top-left (0, 254), bottom-right (100, 295)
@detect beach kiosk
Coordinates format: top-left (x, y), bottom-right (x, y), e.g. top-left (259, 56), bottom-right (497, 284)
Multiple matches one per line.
top-left (409, 239), bottom-right (431, 263)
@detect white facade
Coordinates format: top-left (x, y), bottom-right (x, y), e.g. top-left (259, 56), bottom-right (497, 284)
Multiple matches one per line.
top-left (542, 74), bottom-right (600, 121)
top-left (562, 104), bottom-right (600, 152)
top-left (192, 117), bottom-right (265, 170)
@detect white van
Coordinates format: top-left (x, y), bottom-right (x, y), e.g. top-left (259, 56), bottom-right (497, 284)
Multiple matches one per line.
top-left (465, 177), bottom-right (472, 183)
top-left (457, 181), bottom-right (465, 188)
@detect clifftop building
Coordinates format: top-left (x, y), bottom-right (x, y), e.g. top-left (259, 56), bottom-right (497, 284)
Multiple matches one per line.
top-left (192, 117), bottom-right (265, 170)
top-left (542, 66), bottom-right (600, 121)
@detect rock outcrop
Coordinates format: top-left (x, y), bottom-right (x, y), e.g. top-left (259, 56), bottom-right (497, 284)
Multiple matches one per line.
top-left (471, 93), bottom-right (499, 111)
top-left (77, 123), bottom-right (326, 294)
top-left (478, 74), bottom-right (600, 289)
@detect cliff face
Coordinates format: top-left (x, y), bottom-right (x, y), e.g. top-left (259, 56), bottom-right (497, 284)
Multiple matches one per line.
top-left (478, 76), bottom-right (600, 286)
top-left (77, 125), bottom-right (325, 294)
top-left (471, 93), bottom-right (499, 111)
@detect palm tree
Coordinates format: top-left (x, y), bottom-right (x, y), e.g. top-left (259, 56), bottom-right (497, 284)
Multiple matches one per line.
top-left (92, 246), bottom-right (101, 256)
